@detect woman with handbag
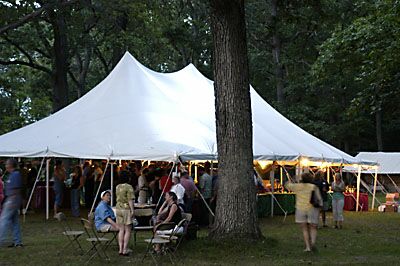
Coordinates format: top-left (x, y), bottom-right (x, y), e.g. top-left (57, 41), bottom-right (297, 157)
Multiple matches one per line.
top-left (285, 172), bottom-right (322, 252)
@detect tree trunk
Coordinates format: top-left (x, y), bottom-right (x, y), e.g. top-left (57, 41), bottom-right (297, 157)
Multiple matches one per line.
top-left (49, 8), bottom-right (69, 112)
top-left (375, 109), bottom-right (383, 151)
top-left (111, 12), bottom-right (128, 68)
top-left (209, 0), bottom-right (262, 240)
top-left (270, 0), bottom-right (285, 104)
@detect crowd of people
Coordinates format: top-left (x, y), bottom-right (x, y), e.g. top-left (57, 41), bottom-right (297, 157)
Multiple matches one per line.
top-left (0, 157), bottom-right (349, 254)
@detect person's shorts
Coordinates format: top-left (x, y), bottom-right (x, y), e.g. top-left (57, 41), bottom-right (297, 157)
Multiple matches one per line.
top-left (98, 224), bottom-right (112, 232)
top-left (295, 207), bottom-right (319, 225)
top-left (322, 201), bottom-right (329, 211)
top-left (116, 208), bottom-right (132, 225)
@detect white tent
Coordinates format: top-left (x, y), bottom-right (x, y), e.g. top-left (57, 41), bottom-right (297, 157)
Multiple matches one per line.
top-left (344, 152), bottom-right (400, 174)
top-left (0, 52), bottom-right (361, 164)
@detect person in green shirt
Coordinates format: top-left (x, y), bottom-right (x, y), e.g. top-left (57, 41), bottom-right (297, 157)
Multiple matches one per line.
top-left (331, 173), bottom-right (345, 229)
top-left (115, 170), bottom-right (135, 256)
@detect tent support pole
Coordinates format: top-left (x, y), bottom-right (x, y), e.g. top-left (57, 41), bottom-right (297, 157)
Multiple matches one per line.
top-left (89, 160), bottom-right (109, 216)
top-left (327, 167), bottom-right (331, 184)
top-left (372, 168), bottom-right (378, 210)
top-left (46, 159), bottom-right (50, 220)
top-left (295, 162), bottom-right (301, 182)
top-left (356, 165), bottom-right (361, 212)
top-left (111, 162), bottom-right (114, 206)
top-left (270, 166), bottom-right (275, 217)
top-left (23, 157), bottom-right (45, 220)
top-left (280, 166), bottom-right (283, 190)
top-left (155, 162), bottom-right (176, 210)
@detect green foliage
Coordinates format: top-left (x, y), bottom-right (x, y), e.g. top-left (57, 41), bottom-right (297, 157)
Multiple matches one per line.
top-left (311, 0), bottom-right (400, 151)
top-left (0, 0), bottom-right (399, 152)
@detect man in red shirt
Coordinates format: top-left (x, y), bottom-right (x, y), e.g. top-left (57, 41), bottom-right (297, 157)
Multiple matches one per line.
top-left (159, 168), bottom-right (173, 194)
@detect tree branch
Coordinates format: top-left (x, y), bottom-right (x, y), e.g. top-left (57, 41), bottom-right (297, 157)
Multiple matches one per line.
top-left (0, 59), bottom-right (52, 74)
top-left (0, 0), bottom-right (79, 35)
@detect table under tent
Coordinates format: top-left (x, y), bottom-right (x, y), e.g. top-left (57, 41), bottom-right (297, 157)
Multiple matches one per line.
top-left (344, 152), bottom-right (400, 212)
top-left (0, 52), bottom-right (376, 220)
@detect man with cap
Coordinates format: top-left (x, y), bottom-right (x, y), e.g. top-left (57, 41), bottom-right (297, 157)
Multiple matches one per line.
top-left (94, 190), bottom-right (119, 232)
top-left (0, 159), bottom-right (23, 247)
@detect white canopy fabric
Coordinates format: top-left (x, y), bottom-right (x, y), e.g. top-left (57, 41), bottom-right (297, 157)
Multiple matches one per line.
top-left (344, 152), bottom-right (400, 174)
top-left (0, 52), bottom-right (360, 163)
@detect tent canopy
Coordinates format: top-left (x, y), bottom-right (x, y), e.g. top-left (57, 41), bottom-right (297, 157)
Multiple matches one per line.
top-left (0, 52), bottom-right (362, 164)
top-left (344, 152), bottom-right (400, 174)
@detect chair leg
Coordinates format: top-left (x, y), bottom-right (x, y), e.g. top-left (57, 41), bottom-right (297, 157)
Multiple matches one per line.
top-left (84, 242), bottom-right (103, 265)
top-left (134, 230), bottom-right (137, 246)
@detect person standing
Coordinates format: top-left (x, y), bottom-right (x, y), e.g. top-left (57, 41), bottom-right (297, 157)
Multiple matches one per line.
top-left (198, 166), bottom-right (212, 226)
top-left (0, 169), bottom-right (4, 215)
top-left (137, 168), bottom-right (149, 204)
top-left (180, 171), bottom-right (196, 212)
top-left (170, 174), bottom-right (186, 208)
top-left (286, 173), bottom-right (322, 252)
top-left (332, 173), bottom-right (345, 229)
top-left (313, 170), bottom-right (330, 227)
top-left (115, 170), bottom-right (135, 256)
top-left (53, 160), bottom-right (66, 217)
top-left (93, 162), bottom-right (104, 204)
top-left (70, 165), bottom-right (84, 217)
top-left (82, 161), bottom-right (93, 208)
top-left (0, 159), bottom-right (23, 247)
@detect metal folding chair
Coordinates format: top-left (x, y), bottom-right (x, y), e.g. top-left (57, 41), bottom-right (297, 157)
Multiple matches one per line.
top-left (55, 212), bottom-right (84, 254)
top-left (157, 213), bottom-right (193, 255)
top-left (174, 213), bottom-right (192, 252)
top-left (88, 212), bottom-right (118, 249)
top-left (80, 218), bottom-right (110, 264)
top-left (133, 208), bottom-right (154, 246)
top-left (141, 222), bottom-right (176, 265)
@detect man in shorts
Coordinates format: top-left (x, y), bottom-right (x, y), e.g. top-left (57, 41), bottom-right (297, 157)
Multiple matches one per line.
top-left (94, 190), bottom-right (119, 232)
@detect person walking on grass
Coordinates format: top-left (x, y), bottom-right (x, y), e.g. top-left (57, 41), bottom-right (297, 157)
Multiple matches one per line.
top-left (332, 173), bottom-right (345, 229)
top-left (286, 172), bottom-right (322, 252)
top-left (0, 159), bottom-right (23, 248)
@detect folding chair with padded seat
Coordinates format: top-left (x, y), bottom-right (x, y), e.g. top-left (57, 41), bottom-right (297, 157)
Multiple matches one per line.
top-left (80, 218), bottom-right (110, 264)
top-left (133, 208), bottom-right (154, 246)
top-left (157, 213), bottom-right (193, 254)
top-left (141, 222), bottom-right (176, 265)
top-left (55, 212), bottom-right (84, 254)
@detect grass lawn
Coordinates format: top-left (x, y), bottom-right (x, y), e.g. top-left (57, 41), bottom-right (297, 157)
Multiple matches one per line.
top-left (0, 206), bottom-right (400, 265)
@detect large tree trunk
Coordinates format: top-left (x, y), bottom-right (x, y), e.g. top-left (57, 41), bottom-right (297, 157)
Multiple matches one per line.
top-left (270, 0), bottom-right (285, 104)
top-left (375, 108), bottom-right (383, 151)
top-left (49, 8), bottom-right (69, 112)
top-left (209, 0), bottom-right (262, 240)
